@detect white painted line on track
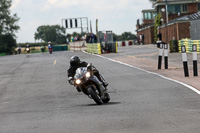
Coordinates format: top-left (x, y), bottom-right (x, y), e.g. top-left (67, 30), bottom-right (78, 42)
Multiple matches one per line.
top-left (54, 59), bottom-right (57, 65)
top-left (83, 51), bottom-right (200, 95)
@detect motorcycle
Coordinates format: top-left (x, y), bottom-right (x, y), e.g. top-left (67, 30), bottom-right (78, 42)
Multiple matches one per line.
top-left (26, 47), bottom-right (30, 54)
top-left (49, 48), bottom-right (53, 54)
top-left (69, 64), bottom-right (110, 105)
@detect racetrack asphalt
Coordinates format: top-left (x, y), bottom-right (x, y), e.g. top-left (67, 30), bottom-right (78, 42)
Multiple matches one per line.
top-left (99, 44), bottom-right (200, 92)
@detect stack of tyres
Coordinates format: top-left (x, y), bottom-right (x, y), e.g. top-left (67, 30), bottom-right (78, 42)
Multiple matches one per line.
top-left (129, 41), bottom-right (133, 46)
top-left (178, 39), bottom-right (192, 53)
top-left (122, 42), bottom-right (125, 46)
top-left (178, 39), bottom-right (200, 53)
top-left (193, 40), bottom-right (200, 53)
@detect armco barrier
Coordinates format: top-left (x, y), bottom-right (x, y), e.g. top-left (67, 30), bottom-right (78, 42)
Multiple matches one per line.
top-left (87, 43), bottom-right (101, 54)
top-left (53, 45), bottom-right (68, 51)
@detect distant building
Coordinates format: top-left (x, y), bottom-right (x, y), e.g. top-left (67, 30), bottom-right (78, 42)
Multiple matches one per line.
top-left (154, 0), bottom-right (200, 23)
top-left (136, 9), bottom-right (157, 44)
top-left (136, 0), bottom-right (200, 44)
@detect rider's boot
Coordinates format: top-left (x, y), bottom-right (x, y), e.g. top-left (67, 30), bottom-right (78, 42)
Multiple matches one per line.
top-left (99, 74), bottom-right (109, 87)
top-left (102, 81), bottom-right (108, 87)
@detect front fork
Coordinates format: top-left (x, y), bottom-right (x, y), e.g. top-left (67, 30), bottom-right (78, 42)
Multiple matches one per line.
top-left (90, 76), bottom-right (106, 98)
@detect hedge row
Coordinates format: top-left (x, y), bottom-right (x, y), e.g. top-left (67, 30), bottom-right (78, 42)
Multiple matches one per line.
top-left (17, 42), bottom-right (66, 47)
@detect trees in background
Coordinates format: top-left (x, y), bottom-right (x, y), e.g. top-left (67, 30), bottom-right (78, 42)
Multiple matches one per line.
top-left (34, 25), bottom-right (66, 44)
top-left (113, 32), bottom-right (136, 41)
top-left (154, 13), bottom-right (162, 42)
top-left (34, 24), bottom-right (136, 44)
top-left (149, 0), bottom-right (157, 3)
top-left (0, 0), bottom-right (20, 54)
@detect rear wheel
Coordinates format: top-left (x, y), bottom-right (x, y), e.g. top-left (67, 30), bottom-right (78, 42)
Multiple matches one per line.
top-left (88, 87), bottom-right (103, 105)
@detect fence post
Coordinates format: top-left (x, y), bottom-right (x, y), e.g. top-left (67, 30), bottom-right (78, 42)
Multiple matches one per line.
top-left (158, 43), bottom-right (163, 69)
top-left (181, 46), bottom-right (189, 77)
top-left (164, 44), bottom-right (168, 69)
top-left (192, 44), bottom-right (198, 76)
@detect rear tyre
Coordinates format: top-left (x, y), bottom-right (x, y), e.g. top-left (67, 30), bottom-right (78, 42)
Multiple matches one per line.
top-left (88, 87), bottom-right (103, 105)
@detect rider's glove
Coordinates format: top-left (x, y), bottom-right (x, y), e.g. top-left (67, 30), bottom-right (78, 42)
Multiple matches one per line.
top-left (68, 77), bottom-right (74, 85)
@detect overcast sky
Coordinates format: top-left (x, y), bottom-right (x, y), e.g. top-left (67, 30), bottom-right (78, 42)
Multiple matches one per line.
top-left (11, 0), bottom-right (153, 43)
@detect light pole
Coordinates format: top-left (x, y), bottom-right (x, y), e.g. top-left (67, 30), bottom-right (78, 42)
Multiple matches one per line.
top-left (161, 8), bottom-right (168, 44)
top-left (165, 0), bottom-right (168, 23)
top-left (161, 8), bottom-right (165, 24)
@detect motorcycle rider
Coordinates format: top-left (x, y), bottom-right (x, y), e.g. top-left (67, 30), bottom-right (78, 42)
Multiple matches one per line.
top-left (48, 42), bottom-right (53, 51)
top-left (17, 45), bottom-right (21, 54)
top-left (67, 55), bottom-right (108, 92)
top-left (25, 45), bottom-right (30, 54)
top-left (40, 45), bottom-right (45, 52)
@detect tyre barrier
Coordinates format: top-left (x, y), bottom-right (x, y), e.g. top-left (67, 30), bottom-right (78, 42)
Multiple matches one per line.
top-left (117, 41), bottom-right (133, 47)
top-left (122, 42), bottom-right (125, 46)
top-left (87, 43), bottom-right (101, 54)
top-left (178, 38), bottom-right (200, 53)
top-left (69, 41), bottom-right (117, 54)
top-left (87, 43), bottom-right (118, 54)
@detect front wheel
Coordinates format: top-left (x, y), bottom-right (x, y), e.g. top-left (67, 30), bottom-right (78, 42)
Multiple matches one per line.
top-left (87, 87), bottom-right (103, 105)
top-left (102, 93), bottom-right (110, 103)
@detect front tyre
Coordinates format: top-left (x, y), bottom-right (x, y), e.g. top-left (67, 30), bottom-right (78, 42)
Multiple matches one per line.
top-left (102, 93), bottom-right (110, 103)
top-left (88, 87), bottom-right (103, 105)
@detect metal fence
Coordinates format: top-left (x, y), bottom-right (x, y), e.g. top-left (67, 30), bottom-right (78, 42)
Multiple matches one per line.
top-left (190, 19), bottom-right (200, 40)
top-left (98, 31), bottom-right (113, 43)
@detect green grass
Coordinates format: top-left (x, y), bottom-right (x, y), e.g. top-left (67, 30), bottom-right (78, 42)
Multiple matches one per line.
top-left (0, 53), bottom-right (6, 56)
top-left (30, 51), bottom-right (43, 53)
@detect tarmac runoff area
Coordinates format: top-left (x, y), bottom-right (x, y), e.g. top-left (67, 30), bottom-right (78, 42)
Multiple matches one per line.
top-left (85, 44), bottom-right (200, 95)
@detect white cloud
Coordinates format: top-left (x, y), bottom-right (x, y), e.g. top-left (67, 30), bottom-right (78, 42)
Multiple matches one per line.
top-left (11, 0), bottom-right (22, 9)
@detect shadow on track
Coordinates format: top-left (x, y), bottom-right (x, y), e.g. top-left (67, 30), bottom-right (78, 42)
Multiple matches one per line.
top-left (87, 102), bottom-right (121, 106)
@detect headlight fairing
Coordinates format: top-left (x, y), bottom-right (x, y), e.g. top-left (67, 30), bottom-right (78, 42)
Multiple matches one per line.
top-left (75, 79), bottom-right (81, 85)
top-left (85, 72), bottom-right (91, 78)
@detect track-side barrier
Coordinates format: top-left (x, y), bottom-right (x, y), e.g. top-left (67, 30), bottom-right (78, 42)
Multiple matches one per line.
top-left (87, 43), bottom-right (101, 54)
top-left (181, 46), bottom-right (189, 77)
top-left (192, 44), bottom-right (198, 76)
top-left (158, 44), bottom-right (163, 69)
top-left (178, 39), bottom-right (200, 53)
